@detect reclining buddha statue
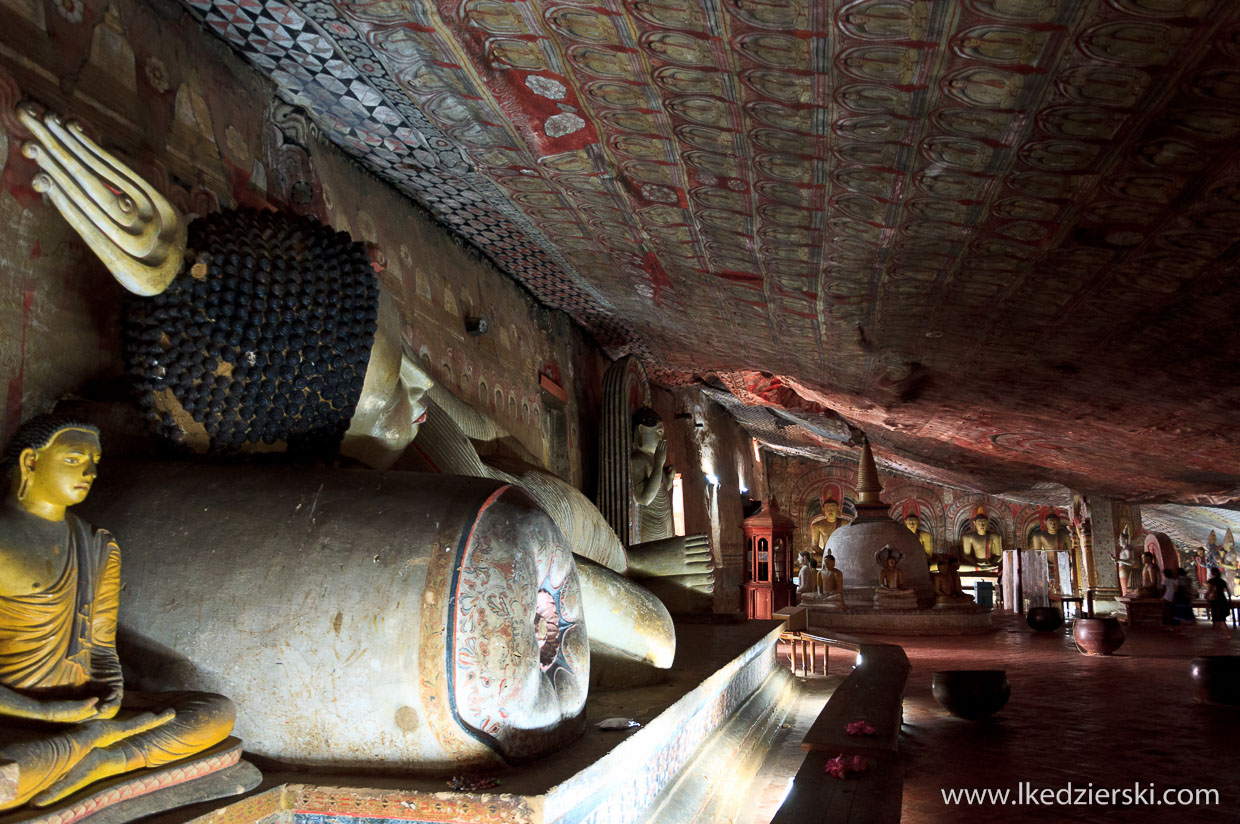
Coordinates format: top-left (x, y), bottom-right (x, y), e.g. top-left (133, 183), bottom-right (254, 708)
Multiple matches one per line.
top-left (16, 104), bottom-right (681, 693)
top-left (0, 416), bottom-right (256, 815)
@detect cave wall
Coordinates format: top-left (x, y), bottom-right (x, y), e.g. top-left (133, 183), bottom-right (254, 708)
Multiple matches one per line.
top-left (0, 0), bottom-right (607, 483)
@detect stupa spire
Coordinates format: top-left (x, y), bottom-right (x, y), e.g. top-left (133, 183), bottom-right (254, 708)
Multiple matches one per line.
top-left (856, 436), bottom-right (883, 505)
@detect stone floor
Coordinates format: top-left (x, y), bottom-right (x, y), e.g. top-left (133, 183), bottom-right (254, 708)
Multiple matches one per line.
top-left (896, 614), bottom-right (1240, 824)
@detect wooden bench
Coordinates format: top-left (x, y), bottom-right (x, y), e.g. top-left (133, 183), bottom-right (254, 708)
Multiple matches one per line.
top-left (771, 751), bottom-right (904, 824)
top-left (1190, 598), bottom-right (1239, 624)
top-left (772, 632), bottom-right (911, 824)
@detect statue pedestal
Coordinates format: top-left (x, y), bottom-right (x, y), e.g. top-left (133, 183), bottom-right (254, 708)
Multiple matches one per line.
top-left (1119, 596), bottom-right (1165, 627)
top-left (873, 589), bottom-right (918, 610)
top-left (803, 603), bottom-right (993, 635)
top-left (934, 595), bottom-right (977, 609)
top-left (800, 592), bottom-right (846, 610)
top-left (0, 739), bottom-right (259, 824)
top-left (120, 623), bottom-right (787, 824)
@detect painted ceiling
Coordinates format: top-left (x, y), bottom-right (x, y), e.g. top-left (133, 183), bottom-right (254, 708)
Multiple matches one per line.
top-left (181, 0), bottom-right (1240, 504)
top-left (1143, 504), bottom-right (1240, 552)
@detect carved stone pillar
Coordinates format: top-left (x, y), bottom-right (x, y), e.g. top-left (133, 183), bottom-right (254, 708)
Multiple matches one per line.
top-left (1071, 494), bottom-right (1144, 594)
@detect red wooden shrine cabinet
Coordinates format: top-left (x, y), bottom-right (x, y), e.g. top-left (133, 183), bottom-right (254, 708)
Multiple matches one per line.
top-left (742, 498), bottom-right (796, 620)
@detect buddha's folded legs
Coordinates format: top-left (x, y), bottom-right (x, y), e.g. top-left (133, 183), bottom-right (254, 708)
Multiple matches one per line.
top-left (0, 691), bottom-right (233, 809)
top-left (113, 691), bottom-right (234, 769)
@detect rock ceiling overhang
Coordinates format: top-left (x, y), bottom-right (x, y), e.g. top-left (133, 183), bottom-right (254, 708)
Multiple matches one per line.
top-left (180, 0), bottom-right (1240, 504)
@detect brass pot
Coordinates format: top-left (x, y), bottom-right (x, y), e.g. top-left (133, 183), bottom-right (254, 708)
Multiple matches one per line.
top-left (932, 670), bottom-right (1011, 720)
top-left (1189, 656), bottom-right (1240, 705)
top-left (1072, 616), bottom-right (1125, 656)
top-left (1026, 606), bottom-right (1064, 632)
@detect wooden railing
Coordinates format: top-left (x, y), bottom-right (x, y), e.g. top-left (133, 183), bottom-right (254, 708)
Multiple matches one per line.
top-left (771, 631), bottom-right (910, 824)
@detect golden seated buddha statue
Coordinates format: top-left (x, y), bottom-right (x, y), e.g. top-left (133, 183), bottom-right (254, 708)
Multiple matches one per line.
top-left (0, 417), bottom-right (247, 813)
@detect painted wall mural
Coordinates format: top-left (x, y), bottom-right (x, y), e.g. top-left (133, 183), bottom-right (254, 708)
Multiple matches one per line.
top-left (766, 452), bottom-right (1077, 565)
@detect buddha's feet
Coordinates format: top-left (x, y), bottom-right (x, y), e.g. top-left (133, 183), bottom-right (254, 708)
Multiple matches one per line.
top-left (29, 747), bottom-right (129, 807)
top-left (626, 533), bottom-right (715, 594)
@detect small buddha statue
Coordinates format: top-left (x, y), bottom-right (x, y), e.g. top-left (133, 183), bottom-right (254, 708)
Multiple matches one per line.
top-left (873, 545), bottom-right (917, 609)
top-left (796, 551), bottom-right (818, 599)
top-left (961, 507), bottom-right (1002, 567)
top-left (930, 554), bottom-right (974, 606)
top-left (1137, 550), bottom-right (1162, 598)
top-left (819, 553), bottom-right (846, 606)
top-left (0, 417), bottom-right (237, 810)
top-left (903, 511), bottom-right (934, 560)
top-left (809, 497), bottom-right (842, 552)
top-left (1030, 512), bottom-right (1071, 554)
top-left (803, 553), bottom-right (846, 608)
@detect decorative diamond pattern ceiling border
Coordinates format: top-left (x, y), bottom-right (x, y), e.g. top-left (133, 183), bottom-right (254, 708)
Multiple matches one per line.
top-left (183, 0), bottom-right (645, 356)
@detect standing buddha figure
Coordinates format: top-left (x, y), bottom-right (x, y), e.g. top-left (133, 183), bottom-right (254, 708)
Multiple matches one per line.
top-left (1113, 526), bottom-right (1140, 596)
top-left (630, 407), bottom-right (675, 541)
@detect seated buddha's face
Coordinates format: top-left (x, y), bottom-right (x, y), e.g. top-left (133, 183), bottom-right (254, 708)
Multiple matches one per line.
top-left (822, 501), bottom-right (839, 520)
top-left (23, 428), bottom-right (101, 508)
top-left (904, 515), bottom-right (919, 533)
top-left (973, 517), bottom-right (989, 535)
top-left (1045, 516), bottom-right (1060, 534)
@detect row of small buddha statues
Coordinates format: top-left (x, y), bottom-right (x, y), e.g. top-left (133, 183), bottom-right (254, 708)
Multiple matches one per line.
top-left (795, 545), bottom-right (973, 610)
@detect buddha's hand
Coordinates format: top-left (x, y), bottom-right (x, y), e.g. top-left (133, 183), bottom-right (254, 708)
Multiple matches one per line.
top-left (92, 683), bottom-right (123, 719)
top-left (32, 696), bottom-right (100, 724)
top-left (653, 438), bottom-right (667, 468)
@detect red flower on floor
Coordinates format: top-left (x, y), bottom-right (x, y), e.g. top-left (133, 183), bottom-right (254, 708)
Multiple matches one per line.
top-left (846, 720), bottom-right (877, 735)
top-left (825, 754), bottom-right (870, 779)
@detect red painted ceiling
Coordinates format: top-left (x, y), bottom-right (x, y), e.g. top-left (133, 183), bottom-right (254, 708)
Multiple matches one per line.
top-left (183, 0), bottom-right (1240, 504)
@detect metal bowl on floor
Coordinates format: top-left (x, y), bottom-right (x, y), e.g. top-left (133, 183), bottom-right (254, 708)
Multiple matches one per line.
top-left (1189, 656), bottom-right (1240, 705)
top-left (1026, 606), bottom-right (1064, 632)
top-left (1072, 616), bottom-right (1125, 656)
top-left (932, 670), bottom-right (1011, 720)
